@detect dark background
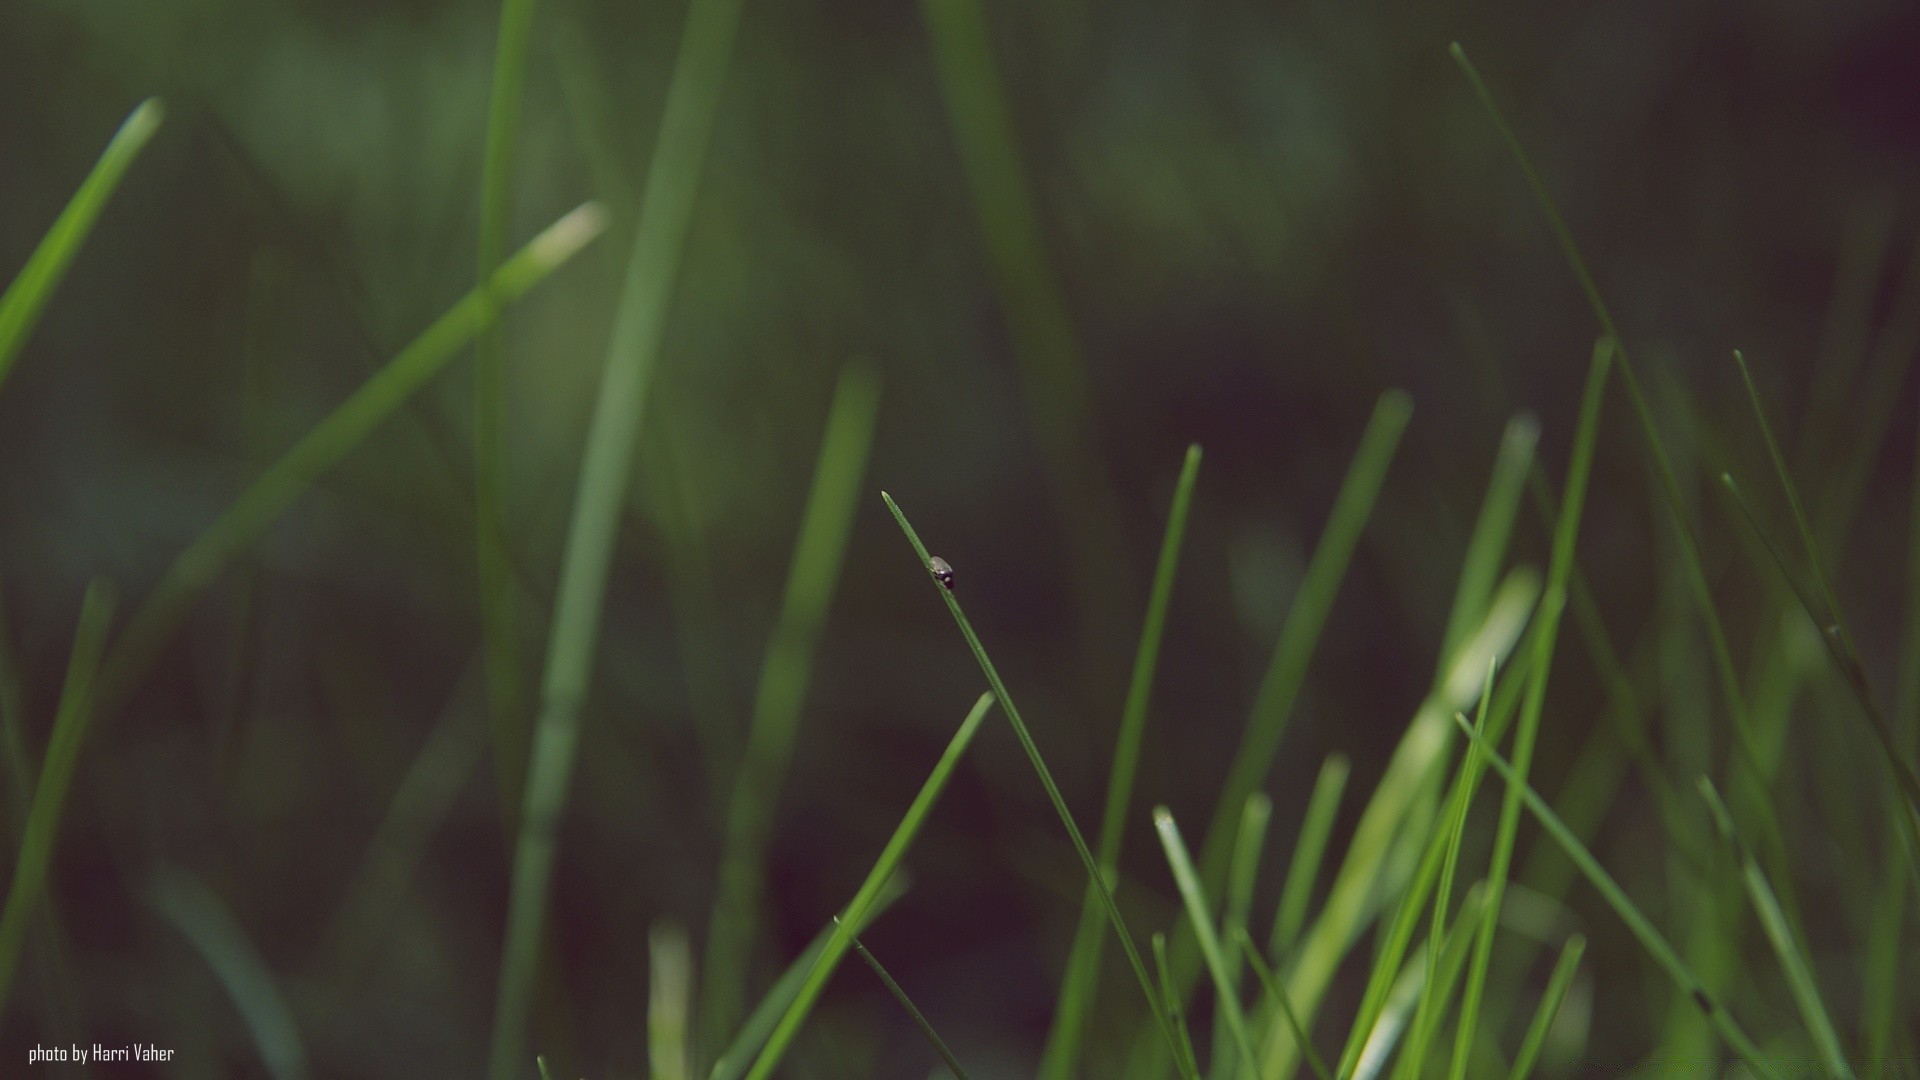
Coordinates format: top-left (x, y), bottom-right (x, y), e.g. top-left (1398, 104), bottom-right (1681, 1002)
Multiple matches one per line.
top-left (3, 0), bottom-right (1919, 1075)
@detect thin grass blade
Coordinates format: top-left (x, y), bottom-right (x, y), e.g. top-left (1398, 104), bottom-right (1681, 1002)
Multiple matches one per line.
top-left (1236, 929), bottom-right (1330, 1080)
top-left (651, 921), bottom-right (695, 1080)
top-left (1154, 807), bottom-right (1259, 1079)
top-left (841, 920), bottom-right (971, 1080)
top-left (1207, 793), bottom-right (1269, 1080)
top-left (1154, 932), bottom-right (1203, 1080)
top-left (1269, 753), bottom-right (1349, 959)
top-left (1504, 935), bottom-right (1585, 1080)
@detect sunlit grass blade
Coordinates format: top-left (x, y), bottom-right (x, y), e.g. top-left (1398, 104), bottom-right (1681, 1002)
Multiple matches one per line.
top-left (489, 0), bottom-right (746, 1069)
top-left (706, 875), bottom-right (908, 1080)
top-left (881, 492), bottom-right (1188, 1065)
top-left (1154, 933), bottom-right (1203, 1080)
top-left (1040, 444), bottom-right (1202, 1080)
top-left (1269, 753), bottom-right (1348, 959)
top-left (740, 692), bottom-right (991, 1080)
top-left (840, 920), bottom-right (971, 1080)
top-left (1236, 929), bottom-right (1330, 1080)
top-left (1504, 935), bottom-right (1585, 1080)
top-left (1154, 807), bottom-right (1259, 1079)
top-left (474, 0), bottom-right (543, 842)
top-left (1385, 885), bottom-right (1489, 1080)
top-left (149, 866), bottom-right (310, 1080)
top-left (1448, 336), bottom-right (1612, 1080)
top-left (1206, 793), bottom-right (1269, 1080)
top-left (1355, 885), bottom-right (1487, 1080)
top-left (650, 921), bottom-right (695, 1080)
top-left (92, 202), bottom-right (606, 721)
top-left (0, 579), bottom-right (114, 1011)
top-left (1696, 777), bottom-right (1851, 1076)
top-left (1450, 711), bottom-right (1776, 1077)
top-left (0, 98), bottom-right (164, 391)
top-left (702, 362), bottom-right (881, 1053)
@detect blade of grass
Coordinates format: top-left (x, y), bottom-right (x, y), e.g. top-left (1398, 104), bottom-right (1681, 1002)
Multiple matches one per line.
top-left (1451, 712), bottom-right (1776, 1077)
top-left (651, 921), bottom-right (695, 1080)
top-left (1039, 443), bottom-right (1202, 1080)
top-left (881, 491), bottom-right (1189, 1067)
top-left (841, 920), bottom-right (971, 1080)
top-left (1268, 753), bottom-right (1349, 960)
top-left (740, 692), bottom-right (993, 1080)
top-left (489, 0), bottom-right (746, 1067)
top-left (0, 99), bottom-right (164, 391)
top-left (1385, 885), bottom-right (1490, 1080)
top-left (92, 202), bottom-right (607, 720)
top-left (1154, 932), bottom-right (1203, 1080)
top-left (1437, 416), bottom-right (1540, 675)
top-left (1447, 336), bottom-right (1613, 1080)
top-left (474, 0), bottom-right (543, 844)
top-left (149, 866), bottom-right (309, 1080)
top-left (0, 580), bottom-right (114, 1011)
top-left (1236, 929), bottom-right (1330, 1080)
top-left (1354, 884), bottom-right (1487, 1080)
top-left (1206, 794), bottom-right (1269, 1080)
top-left (706, 874), bottom-right (908, 1080)
top-left (701, 362), bottom-right (881, 1054)
top-left (1155, 807), bottom-right (1259, 1079)
top-left (1697, 777), bottom-right (1851, 1076)
top-left (1504, 935), bottom-right (1585, 1080)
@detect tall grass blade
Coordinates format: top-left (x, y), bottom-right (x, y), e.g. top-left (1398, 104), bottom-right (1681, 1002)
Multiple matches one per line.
top-left (0, 99), bottom-right (164, 391)
top-left (881, 491), bottom-right (1188, 1064)
top-left (1236, 929), bottom-right (1330, 1080)
top-left (490, 0), bottom-right (747, 1068)
top-left (1268, 753), bottom-right (1349, 959)
top-left (93, 203), bottom-right (607, 720)
top-left (841, 920), bottom-right (972, 1080)
top-left (1503, 935), bottom-right (1585, 1080)
top-left (1154, 807), bottom-right (1259, 1079)
top-left (1696, 778), bottom-right (1851, 1076)
top-left (1039, 443), bottom-right (1202, 1080)
top-left (149, 866), bottom-right (309, 1080)
top-left (1447, 337), bottom-right (1612, 1080)
top-left (1354, 885), bottom-right (1486, 1080)
top-left (474, 0), bottom-right (544, 839)
top-left (1450, 712), bottom-right (1776, 1077)
top-left (0, 579), bottom-right (114, 1011)
top-left (702, 362), bottom-right (881, 1052)
top-left (740, 692), bottom-right (993, 1080)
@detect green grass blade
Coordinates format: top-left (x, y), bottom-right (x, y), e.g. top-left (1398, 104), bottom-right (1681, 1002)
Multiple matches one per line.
top-left (1448, 336), bottom-right (1612, 1080)
top-left (474, 0), bottom-right (544, 843)
top-left (1450, 711), bottom-right (1776, 1077)
top-left (489, 0), bottom-right (746, 1069)
top-left (1039, 443), bottom-right (1202, 1080)
top-left (841, 921), bottom-right (972, 1080)
top-left (1154, 933), bottom-right (1203, 1080)
top-left (1438, 415), bottom-right (1539, 673)
top-left (740, 692), bottom-right (993, 1080)
top-left (93, 203), bottom-right (607, 720)
top-left (149, 866), bottom-right (309, 1080)
top-left (1154, 807), bottom-right (1259, 1079)
top-left (881, 491), bottom-right (1188, 1065)
top-left (1355, 885), bottom-right (1487, 1080)
top-left (0, 580), bottom-right (114, 1011)
top-left (702, 362), bottom-right (881, 1053)
top-left (538, 1055), bottom-right (556, 1080)
top-left (1504, 934), bottom-right (1585, 1080)
top-left (706, 875), bottom-right (908, 1080)
top-left (1269, 753), bottom-right (1349, 959)
top-left (1696, 778), bottom-right (1851, 1076)
top-left (0, 98), bottom-right (164, 391)
top-left (1207, 794), bottom-right (1269, 1080)
top-left (651, 921), bottom-right (695, 1080)
top-left (1236, 929), bottom-right (1330, 1080)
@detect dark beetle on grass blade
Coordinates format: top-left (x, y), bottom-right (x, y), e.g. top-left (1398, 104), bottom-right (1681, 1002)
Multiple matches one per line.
top-left (927, 556), bottom-right (955, 590)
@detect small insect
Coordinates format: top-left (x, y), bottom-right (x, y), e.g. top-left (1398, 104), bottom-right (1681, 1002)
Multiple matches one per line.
top-left (927, 556), bottom-right (955, 590)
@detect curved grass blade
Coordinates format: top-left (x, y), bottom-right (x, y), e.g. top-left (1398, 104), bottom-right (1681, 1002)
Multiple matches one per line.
top-left (1039, 443), bottom-right (1202, 1080)
top-left (881, 492), bottom-right (1189, 1068)
top-left (490, 0), bottom-right (747, 1068)
top-left (1447, 337), bottom-right (1613, 1080)
top-left (1696, 778), bottom-right (1851, 1076)
top-left (1154, 807), bottom-right (1259, 1079)
top-left (0, 99), bottom-right (164, 391)
top-left (840, 920), bottom-right (971, 1080)
top-left (474, 0), bottom-right (544, 843)
top-left (702, 362), bottom-right (881, 1053)
top-left (741, 693), bottom-right (992, 1080)
top-left (1504, 934), bottom-right (1585, 1080)
top-left (0, 580), bottom-right (114, 1011)
top-left (93, 202), bottom-right (607, 719)
top-left (1451, 712), bottom-right (1776, 1078)
top-left (149, 866), bottom-right (309, 1080)
top-left (707, 874), bottom-right (908, 1080)
top-left (1268, 753), bottom-right (1349, 959)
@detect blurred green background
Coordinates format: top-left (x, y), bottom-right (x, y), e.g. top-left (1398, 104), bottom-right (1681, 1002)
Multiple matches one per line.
top-left (3, 0), bottom-right (1919, 1076)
